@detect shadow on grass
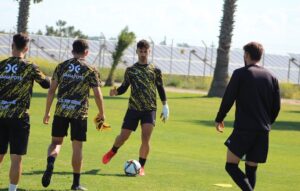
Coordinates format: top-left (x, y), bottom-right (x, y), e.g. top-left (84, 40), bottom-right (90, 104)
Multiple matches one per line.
top-left (287, 110), bottom-right (300, 114)
top-left (189, 120), bottom-right (300, 131)
top-left (0, 189), bottom-right (68, 191)
top-left (23, 169), bottom-right (100, 176)
top-left (97, 173), bottom-right (136, 177)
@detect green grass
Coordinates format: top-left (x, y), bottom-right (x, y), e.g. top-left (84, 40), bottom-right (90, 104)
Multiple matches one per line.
top-left (0, 86), bottom-right (299, 191)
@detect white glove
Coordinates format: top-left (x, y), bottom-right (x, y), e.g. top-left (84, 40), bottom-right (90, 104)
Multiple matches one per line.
top-left (160, 104), bottom-right (169, 123)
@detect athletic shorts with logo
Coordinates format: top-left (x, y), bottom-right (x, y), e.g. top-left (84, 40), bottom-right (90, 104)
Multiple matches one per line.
top-left (0, 116), bottom-right (30, 155)
top-left (122, 109), bottom-right (156, 131)
top-left (52, 116), bottom-right (87, 141)
top-left (225, 130), bottom-right (269, 163)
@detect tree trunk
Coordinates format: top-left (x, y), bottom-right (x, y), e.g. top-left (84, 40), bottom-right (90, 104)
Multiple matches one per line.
top-left (17, 0), bottom-right (31, 33)
top-left (208, 0), bottom-right (237, 97)
top-left (105, 60), bottom-right (118, 86)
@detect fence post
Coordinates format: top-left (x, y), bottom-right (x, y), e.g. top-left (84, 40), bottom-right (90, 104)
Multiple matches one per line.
top-left (287, 59), bottom-right (291, 83)
top-left (169, 39), bottom-right (174, 74)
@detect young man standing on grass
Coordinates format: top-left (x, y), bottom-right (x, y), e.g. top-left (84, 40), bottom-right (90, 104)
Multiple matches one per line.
top-left (41, 39), bottom-right (105, 190)
top-left (102, 39), bottom-right (169, 176)
top-left (0, 33), bottom-right (50, 191)
top-left (215, 42), bottom-right (281, 191)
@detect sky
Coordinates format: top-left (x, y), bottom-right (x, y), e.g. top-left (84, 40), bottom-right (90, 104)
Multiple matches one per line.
top-left (0, 0), bottom-right (299, 55)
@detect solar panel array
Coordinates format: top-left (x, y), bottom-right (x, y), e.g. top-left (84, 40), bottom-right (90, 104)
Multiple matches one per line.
top-left (0, 33), bottom-right (299, 84)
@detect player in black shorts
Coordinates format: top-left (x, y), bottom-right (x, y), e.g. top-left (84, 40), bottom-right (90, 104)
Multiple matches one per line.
top-left (102, 40), bottom-right (169, 176)
top-left (215, 42), bottom-right (281, 191)
top-left (41, 39), bottom-right (105, 190)
top-left (0, 33), bottom-right (50, 191)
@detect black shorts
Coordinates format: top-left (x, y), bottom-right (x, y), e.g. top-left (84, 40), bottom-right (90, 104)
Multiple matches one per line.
top-left (52, 116), bottom-right (87, 141)
top-left (0, 117), bottom-right (30, 155)
top-left (225, 130), bottom-right (269, 163)
top-left (122, 109), bottom-right (156, 131)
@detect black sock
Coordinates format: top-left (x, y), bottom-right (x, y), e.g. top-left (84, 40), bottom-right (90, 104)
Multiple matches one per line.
top-left (245, 164), bottom-right (257, 189)
top-left (111, 146), bottom-right (119, 153)
top-left (47, 156), bottom-right (56, 166)
top-left (139, 157), bottom-right (146, 167)
top-left (225, 163), bottom-right (253, 191)
top-left (73, 173), bottom-right (80, 186)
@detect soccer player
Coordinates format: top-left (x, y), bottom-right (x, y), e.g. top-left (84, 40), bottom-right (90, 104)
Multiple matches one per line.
top-left (215, 42), bottom-right (281, 191)
top-left (41, 39), bottom-right (105, 190)
top-left (0, 33), bottom-right (50, 191)
top-left (102, 39), bottom-right (169, 176)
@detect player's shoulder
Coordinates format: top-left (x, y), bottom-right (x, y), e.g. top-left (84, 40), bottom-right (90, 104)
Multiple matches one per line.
top-left (149, 63), bottom-right (162, 73)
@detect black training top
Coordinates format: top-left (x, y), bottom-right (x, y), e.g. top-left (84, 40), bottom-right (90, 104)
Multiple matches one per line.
top-left (52, 58), bottom-right (101, 119)
top-left (215, 64), bottom-right (280, 132)
top-left (117, 62), bottom-right (167, 111)
top-left (0, 57), bottom-right (50, 118)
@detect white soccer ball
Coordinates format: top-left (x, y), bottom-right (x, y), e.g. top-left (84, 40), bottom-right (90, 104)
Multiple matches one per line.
top-left (124, 159), bottom-right (141, 176)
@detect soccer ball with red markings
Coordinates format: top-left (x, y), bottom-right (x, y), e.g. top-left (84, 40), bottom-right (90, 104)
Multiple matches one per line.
top-left (124, 160), bottom-right (141, 176)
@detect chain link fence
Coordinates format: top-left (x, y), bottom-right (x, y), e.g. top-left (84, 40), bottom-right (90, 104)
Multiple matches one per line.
top-left (0, 33), bottom-right (299, 84)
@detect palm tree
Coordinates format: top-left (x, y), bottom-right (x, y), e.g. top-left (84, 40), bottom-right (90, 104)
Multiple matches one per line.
top-left (16, 0), bottom-right (43, 33)
top-left (105, 26), bottom-right (136, 86)
top-left (208, 0), bottom-right (237, 97)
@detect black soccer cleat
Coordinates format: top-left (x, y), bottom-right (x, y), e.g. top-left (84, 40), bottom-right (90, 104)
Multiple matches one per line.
top-left (71, 185), bottom-right (88, 191)
top-left (42, 164), bottom-right (54, 187)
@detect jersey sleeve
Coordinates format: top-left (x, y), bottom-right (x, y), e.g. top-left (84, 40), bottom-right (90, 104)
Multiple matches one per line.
top-left (32, 64), bottom-right (50, 89)
top-left (117, 68), bottom-right (130, 95)
top-left (155, 67), bottom-right (167, 101)
top-left (215, 70), bottom-right (240, 122)
top-left (52, 64), bottom-right (60, 82)
top-left (89, 68), bottom-right (102, 88)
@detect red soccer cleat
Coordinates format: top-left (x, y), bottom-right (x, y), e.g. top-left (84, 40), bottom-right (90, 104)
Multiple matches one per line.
top-left (102, 150), bottom-right (116, 164)
top-left (139, 167), bottom-right (145, 176)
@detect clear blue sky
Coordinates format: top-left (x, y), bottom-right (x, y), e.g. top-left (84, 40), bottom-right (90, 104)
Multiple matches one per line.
top-left (1, 0), bottom-right (299, 55)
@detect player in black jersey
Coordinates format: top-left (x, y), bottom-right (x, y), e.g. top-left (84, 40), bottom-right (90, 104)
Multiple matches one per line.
top-left (0, 33), bottom-right (50, 191)
top-left (215, 42), bottom-right (280, 191)
top-left (41, 39), bottom-right (105, 190)
top-left (102, 40), bottom-right (169, 176)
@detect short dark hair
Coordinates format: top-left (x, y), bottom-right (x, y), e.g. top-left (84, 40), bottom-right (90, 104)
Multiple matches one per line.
top-left (13, 33), bottom-right (29, 51)
top-left (243, 42), bottom-right (264, 61)
top-left (137, 40), bottom-right (150, 49)
top-left (72, 39), bottom-right (89, 54)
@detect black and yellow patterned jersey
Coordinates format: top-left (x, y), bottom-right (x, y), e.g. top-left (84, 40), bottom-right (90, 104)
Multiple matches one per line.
top-left (117, 62), bottom-right (166, 111)
top-left (53, 58), bottom-right (101, 119)
top-left (0, 57), bottom-right (50, 118)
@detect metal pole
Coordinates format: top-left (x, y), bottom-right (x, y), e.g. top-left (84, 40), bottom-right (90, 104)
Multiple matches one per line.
top-left (59, 36), bottom-right (62, 62)
top-left (169, 39), bottom-right (174, 74)
top-left (210, 42), bottom-right (214, 76)
top-left (188, 50), bottom-right (192, 76)
top-left (8, 31), bottom-right (12, 56)
top-left (298, 66), bottom-right (300, 85)
top-left (36, 36), bottom-right (39, 58)
top-left (287, 59), bottom-right (291, 83)
top-left (202, 41), bottom-right (208, 77)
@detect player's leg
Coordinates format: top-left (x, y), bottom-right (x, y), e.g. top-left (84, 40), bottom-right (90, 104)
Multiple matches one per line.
top-left (9, 154), bottom-right (22, 186)
top-left (42, 116), bottom-right (68, 187)
top-left (245, 132), bottom-right (268, 189)
top-left (139, 123), bottom-right (153, 176)
top-left (245, 161), bottom-right (258, 189)
top-left (138, 110), bottom-right (155, 176)
top-left (224, 131), bottom-right (253, 191)
top-left (102, 109), bottom-right (138, 164)
top-left (70, 118), bottom-right (87, 191)
top-left (225, 149), bottom-right (253, 191)
top-left (0, 119), bottom-right (9, 165)
top-left (8, 116), bottom-right (30, 191)
top-left (102, 129), bottom-right (133, 164)
top-left (0, 154), bottom-right (4, 164)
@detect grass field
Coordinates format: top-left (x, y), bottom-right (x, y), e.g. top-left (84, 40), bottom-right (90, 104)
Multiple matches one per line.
top-left (0, 85), bottom-right (299, 191)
